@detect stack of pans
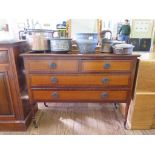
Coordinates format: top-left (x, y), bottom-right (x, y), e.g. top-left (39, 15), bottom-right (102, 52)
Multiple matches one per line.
top-left (112, 44), bottom-right (134, 55)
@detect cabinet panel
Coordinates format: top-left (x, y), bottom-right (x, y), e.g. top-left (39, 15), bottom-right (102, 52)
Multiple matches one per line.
top-left (0, 50), bottom-right (9, 63)
top-left (136, 61), bottom-right (155, 92)
top-left (0, 72), bottom-right (14, 115)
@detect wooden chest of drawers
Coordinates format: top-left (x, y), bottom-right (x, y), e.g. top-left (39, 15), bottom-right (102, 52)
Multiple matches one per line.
top-left (22, 53), bottom-right (139, 127)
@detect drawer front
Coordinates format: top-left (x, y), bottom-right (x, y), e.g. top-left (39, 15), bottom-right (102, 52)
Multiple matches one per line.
top-left (30, 74), bottom-right (130, 87)
top-left (81, 60), bottom-right (132, 72)
top-left (27, 60), bottom-right (78, 72)
top-left (32, 90), bottom-right (128, 102)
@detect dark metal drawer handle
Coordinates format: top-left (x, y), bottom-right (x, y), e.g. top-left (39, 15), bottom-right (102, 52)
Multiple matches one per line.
top-left (51, 92), bottom-right (58, 98)
top-left (101, 78), bottom-right (109, 84)
top-left (101, 92), bottom-right (109, 98)
top-left (51, 77), bottom-right (58, 83)
top-left (103, 63), bottom-right (111, 69)
top-left (50, 63), bottom-right (57, 69)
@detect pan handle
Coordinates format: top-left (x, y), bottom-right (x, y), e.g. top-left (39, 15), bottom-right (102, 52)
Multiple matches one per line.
top-left (52, 30), bottom-right (60, 38)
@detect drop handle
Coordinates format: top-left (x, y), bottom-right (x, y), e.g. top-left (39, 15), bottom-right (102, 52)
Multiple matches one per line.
top-left (101, 78), bottom-right (109, 84)
top-left (101, 92), bottom-right (109, 98)
top-left (51, 77), bottom-right (58, 83)
top-left (50, 63), bottom-right (57, 69)
top-left (103, 63), bottom-right (111, 69)
top-left (51, 92), bottom-right (59, 99)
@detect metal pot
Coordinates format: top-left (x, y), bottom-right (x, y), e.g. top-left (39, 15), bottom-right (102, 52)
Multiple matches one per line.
top-left (101, 30), bottom-right (113, 53)
top-left (101, 39), bottom-right (113, 53)
top-left (111, 40), bottom-right (124, 52)
top-left (112, 44), bottom-right (134, 55)
top-left (50, 38), bottom-right (72, 53)
top-left (31, 33), bottom-right (49, 51)
top-left (20, 29), bottom-right (53, 52)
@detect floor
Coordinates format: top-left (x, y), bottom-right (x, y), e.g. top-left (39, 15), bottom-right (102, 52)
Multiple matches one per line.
top-left (1, 103), bottom-right (155, 135)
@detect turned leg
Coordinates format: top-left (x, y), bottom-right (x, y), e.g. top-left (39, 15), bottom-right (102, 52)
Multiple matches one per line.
top-left (124, 102), bottom-right (130, 129)
top-left (31, 102), bottom-right (38, 128)
top-left (33, 119), bottom-right (38, 128)
top-left (44, 102), bottom-right (48, 107)
top-left (114, 102), bottom-right (119, 109)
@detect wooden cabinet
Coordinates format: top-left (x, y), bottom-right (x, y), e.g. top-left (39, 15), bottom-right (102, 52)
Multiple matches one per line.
top-left (22, 53), bottom-right (139, 126)
top-left (0, 71), bottom-right (14, 115)
top-left (125, 53), bottom-right (155, 129)
top-left (0, 42), bottom-right (33, 131)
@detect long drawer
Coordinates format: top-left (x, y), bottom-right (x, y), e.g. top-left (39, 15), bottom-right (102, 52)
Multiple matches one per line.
top-left (32, 90), bottom-right (128, 102)
top-left (27, 59), bottom-right (78, 72)
top-left (81, 60), bottom-right (132, 72)
top-left (30, 74), bottom-right (130, 87)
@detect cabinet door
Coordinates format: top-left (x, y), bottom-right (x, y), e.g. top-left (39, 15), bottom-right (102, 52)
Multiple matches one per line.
top-left (0, 70), bottom-right (14, 115)
top-left (0, 49), bottom-right (14, 117)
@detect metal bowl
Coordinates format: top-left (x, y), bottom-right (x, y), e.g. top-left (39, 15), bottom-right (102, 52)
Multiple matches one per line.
top-left (75, 33), bottom-right (98, 54)
top-left (76, 40), bottom-right (98, 54)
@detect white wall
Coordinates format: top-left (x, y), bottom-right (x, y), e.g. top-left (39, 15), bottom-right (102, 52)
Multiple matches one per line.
top-left (0, 18), bottom-right (67, 40)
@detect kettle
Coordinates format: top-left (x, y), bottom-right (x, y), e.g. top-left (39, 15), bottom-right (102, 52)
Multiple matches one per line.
top-left (101, 30), bottom-right (113, 53)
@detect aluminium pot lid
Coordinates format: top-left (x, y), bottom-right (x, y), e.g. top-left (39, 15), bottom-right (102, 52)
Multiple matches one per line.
top-left (113, 43), bottom-right (134, 48)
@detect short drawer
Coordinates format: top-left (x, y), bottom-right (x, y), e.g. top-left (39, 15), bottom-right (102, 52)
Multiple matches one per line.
top-left (81, 60), bottom-right (132, 72)
top-left (30, 74), bottom-right (130, 87)
top-left (32, 90), bottom-right (128, 102)
top-left (27, 60), bottom-right (78, 72)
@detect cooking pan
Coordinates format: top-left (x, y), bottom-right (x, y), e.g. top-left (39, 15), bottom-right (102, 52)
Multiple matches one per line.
top-left (50, 38), bottom-right (72, 53)
top-left (50, 30), bottom-right (72, 53)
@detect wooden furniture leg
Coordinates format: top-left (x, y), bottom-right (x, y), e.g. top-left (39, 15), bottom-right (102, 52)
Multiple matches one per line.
top-left (114, 102), bottom-right (119, 109)
top-left (124, 102), bottom-right (130, 129)
top-left (31, 102), bottom-right (38, 128)
top-left (44, 102), bottom-right (48, 107)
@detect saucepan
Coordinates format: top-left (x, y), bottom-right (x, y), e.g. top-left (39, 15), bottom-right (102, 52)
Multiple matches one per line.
top-left (112, 44), bottom-right (134, 55)
top-left (50, 31), bottom-right (72, 53)
top-left (50, 38), bottom-right (72, 53)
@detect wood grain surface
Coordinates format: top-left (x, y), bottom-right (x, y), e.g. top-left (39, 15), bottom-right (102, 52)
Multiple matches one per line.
top-left (28, 60), bottom-right (78, 72)
top-left (121, 52), bottom-right (155, 129)
top-left (30, 74), bottom-right (130, 87)
top-left (81, 60), bottom-right (132, 72)
top-left (32, 90), bottom-right (128, 102)
top-left (0, 103), bottom-right (155, 135)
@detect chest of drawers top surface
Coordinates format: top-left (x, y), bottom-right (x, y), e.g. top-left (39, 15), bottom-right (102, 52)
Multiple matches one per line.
top-left (22, 52), bottom-right (140, 59)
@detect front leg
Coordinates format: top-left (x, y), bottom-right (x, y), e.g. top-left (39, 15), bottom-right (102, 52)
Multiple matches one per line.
top-left (124, 102), bottom-right (130, 129)
top-left (44, 102), bottom-right (48, 107)
top-left (114, 102), bottom-right (119, 109)
top-left (31, 102), bottom-right (38, 128)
